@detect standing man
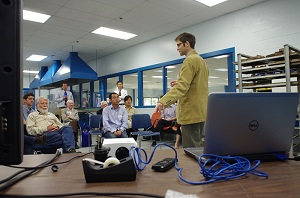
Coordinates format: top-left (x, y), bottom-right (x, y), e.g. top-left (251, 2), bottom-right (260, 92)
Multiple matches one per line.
top-left (61, 100), bottom-right (80, 149)
top-left (102, 93), bottom-right (128, 138)
top-left (55, 83), bottom-right (73, 120)
top-left (155, 32), bottom-right (209, 148)
top-left (26, 96), bottom-right (76, 153)
top-left (114, 81), bottom-right (127, 104)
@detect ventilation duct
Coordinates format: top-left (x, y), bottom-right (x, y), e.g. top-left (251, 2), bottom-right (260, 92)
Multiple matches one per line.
top-left (29, 66), bottom-right (48, 89)
top-left (39, 60), bottom-right (62, 88)
top-left (50, 52), bottom-right (97, 87)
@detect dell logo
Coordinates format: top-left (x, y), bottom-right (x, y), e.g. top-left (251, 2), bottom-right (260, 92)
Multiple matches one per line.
top-left (249, 120), bottom-right (259, 131)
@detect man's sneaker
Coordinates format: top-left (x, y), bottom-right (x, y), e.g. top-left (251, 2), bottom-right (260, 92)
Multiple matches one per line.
top-left (67, 148), bottom-right (76, 153)
top-left (75, 143), bottom-right (79, 149)
top-left (35, 134), bottom-right (47, 145)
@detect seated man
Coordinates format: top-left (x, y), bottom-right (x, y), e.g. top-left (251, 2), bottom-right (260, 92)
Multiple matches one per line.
top-left (61, 100), bottom-right (80, 149)
top-left (96, 101), bottom-right (108, 115)
top-left (26, 96), bottom-right (76, 153)
top-left (23, 92), bottom-right (35, 122)
top-left (102, 93), bottom-right (128, 138)
top-left (23, 92), bottom-right (48, 154)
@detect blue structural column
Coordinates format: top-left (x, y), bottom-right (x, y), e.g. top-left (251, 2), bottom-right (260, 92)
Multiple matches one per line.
top-left (138, 71), bottom-right (143, 107)
top-left (100, 79), bottom-right (107, 102)
top-left (227, 51), bottom-right (236, 92)
top-left (162, 67), bottom-right (167, 94)
top-left (90, 82), bottom-right (94, 107)
top-left (79, 84), bottom-right (82, 107)
top-left (119, 76), bottom-right (123, 83)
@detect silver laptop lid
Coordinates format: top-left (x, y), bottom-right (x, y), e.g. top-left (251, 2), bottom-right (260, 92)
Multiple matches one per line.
top-left (203, 92), bottom-right (299, 156)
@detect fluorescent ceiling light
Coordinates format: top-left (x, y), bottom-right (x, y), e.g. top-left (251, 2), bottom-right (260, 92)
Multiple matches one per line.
top-left (209, 76), bottom-right (219, 79)
top-left (166, 66), bottom-right (177, 69)
top-left (130, 74), bottom-right (146, 77)
top-left (195, 0), bottom-right (227, 7)
top-left (92, 27), bottom-right (137, 40)
top-left (152, 76), bottom-right (163, 79)
top-left (26, 54), bottom-right (47, 61)
top-left (23, 10), bottom-right (51, 23)
top-left (154, 70), bottom-right (173, 73)
top-left (214, 68), bottom-right (228, 72)
top-left (23, 70), bottom-right (39, 74)
top-left (214, 55), bottom-right (229, 59)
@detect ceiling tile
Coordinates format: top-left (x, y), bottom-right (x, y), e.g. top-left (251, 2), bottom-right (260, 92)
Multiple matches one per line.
top-left (46, 16), bottom-right (96, 32)
top-left (64, 0), bottom-right (128, 19)
top-left (23, 0), bottom-right (62, 15)
top-left (91, 0), bottom-right (147, 11)
top-left (39, 24), bottom-right (88, 38)
top-left (55, 7), bottom-right (111, 26)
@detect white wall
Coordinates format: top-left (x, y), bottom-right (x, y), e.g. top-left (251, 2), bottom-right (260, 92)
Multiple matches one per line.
top-left (88, 0), bottom-right (300, 76)
top-left (23, 73), bottom-right (36, 88)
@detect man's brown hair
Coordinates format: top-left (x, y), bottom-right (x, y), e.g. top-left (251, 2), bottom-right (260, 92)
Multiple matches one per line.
top-left (175, 32), bottom-right (196, 49)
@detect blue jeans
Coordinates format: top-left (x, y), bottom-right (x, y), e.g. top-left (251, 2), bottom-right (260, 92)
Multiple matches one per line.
top-left (103, 131), bottom-right (128, 138)
top-left (24, 135), bottom-right (60, 155)
top-left (44, 126), bottom-right (75, 153)
top-left (24, 135), bottom-right (35, 145)
top-left (24, 135), bottom-right (36, 154)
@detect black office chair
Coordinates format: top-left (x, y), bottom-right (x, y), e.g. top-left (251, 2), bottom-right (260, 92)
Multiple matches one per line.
top-left (88, 115), bottom-right (103, 151)
top-left (131, 114), bottom-right (160, 148)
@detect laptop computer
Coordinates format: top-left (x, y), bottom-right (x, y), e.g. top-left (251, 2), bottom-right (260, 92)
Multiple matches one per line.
top-left (184, 92), bottom-right (299, 162)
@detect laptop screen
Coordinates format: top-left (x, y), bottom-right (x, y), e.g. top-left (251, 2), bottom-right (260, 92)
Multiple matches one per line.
top-left (187, 93), bottom-right (298, 159)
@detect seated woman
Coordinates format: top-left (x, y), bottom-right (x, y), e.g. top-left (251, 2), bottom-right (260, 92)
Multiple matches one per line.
top-left (124, 95), bottom-right (137, 136)
top-left (153, 103), bottom-right (181, 148)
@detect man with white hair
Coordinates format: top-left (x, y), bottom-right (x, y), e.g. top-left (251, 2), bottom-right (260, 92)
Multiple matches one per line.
top-left (96, 101), bottom-right (108, 115)
top-left (61, 99), bottom-right (80, 149)
top-left (26, 96), bottom-right (76, 153)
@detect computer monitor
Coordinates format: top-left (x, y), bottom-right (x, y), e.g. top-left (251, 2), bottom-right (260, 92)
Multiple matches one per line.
top-left (0, 0), bottom-right (23, 164)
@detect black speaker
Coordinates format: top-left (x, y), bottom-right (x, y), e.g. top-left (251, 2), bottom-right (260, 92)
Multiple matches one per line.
top-left (0, 0), bottom-right (23, 164)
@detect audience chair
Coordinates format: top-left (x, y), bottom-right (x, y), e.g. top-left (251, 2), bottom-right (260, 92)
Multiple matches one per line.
top-left (131, 114), bottom-right (160, 148)
top-left (88, 115), bottom-right (103, 151)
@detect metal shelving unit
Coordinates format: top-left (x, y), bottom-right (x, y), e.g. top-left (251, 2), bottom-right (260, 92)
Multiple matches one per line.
top-left (234, 44), bottom-right (300, 156)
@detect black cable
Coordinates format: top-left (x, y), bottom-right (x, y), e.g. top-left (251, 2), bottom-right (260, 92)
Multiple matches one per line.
top-left (0, 169), bottom-right (28, 184)
top-left (0, 150), bottom-right (61, 192)
top-left (0, 192), bottom-right (164, 198)
top-left (0, 151), bottom-right (165, 198)
top-left (6, 152), bottom-right (92, 170)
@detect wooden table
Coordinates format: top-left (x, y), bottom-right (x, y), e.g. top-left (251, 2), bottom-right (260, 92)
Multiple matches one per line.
top-left (1, 149), bottom-right (300, 197)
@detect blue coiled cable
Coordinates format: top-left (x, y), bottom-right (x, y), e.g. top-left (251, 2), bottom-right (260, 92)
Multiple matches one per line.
top-left (129, 144), bottom-right (268, 184)
top-left (129, 143), bottom-right (177, 171)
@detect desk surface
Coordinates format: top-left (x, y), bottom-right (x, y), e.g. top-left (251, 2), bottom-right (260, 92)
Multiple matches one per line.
top-left (1, 149), bottom-right (300, 197)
